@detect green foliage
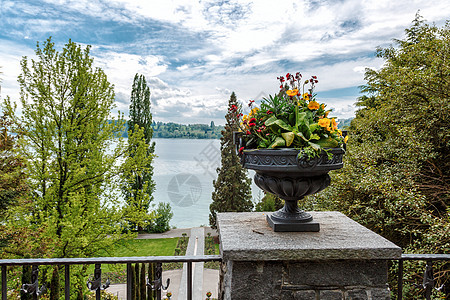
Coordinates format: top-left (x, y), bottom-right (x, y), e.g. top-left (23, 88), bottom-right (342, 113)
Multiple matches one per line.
top-left (147, 202), bottom-right (173, 233)
top-left (123, 73), bottom-right (157, 231)
top-left (1, 37), bottom-right (146, 298)
top-left (209, 92), bottom-right (253, 228)
top-left (254, 193), bottom-right (284, 212)
top-left (309, 15), bottom-right (449, 299)
top-left (0, 111), bottom-right (27, 218)
top-left (151, 122), bottom-right (224, 139)
top-left (120, 121), bottom-right (225, 139)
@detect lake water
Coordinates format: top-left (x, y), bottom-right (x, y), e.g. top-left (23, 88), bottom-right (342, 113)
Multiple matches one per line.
top-left (152, 138), bottom-right (260, 228)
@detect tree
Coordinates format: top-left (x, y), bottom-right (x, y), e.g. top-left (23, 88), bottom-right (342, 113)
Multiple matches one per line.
top-left (0, 111), bottom-right (27, 217)
top-left (254, 192), bottom-right (284, 212)
top-left (123, 73), bottom-right (158, 231)
top-left (309, 15), bottom-right (449, 298)
top-left (209, 92), bottom-right (253, 228)
top-left (4, 37), bottom-right (137, 298)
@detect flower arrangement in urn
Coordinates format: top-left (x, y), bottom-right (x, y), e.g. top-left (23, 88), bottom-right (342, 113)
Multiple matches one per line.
top-left (236, 72), bottom-right (347, 158)
top-left (233, 73), bottom-right (346, 232)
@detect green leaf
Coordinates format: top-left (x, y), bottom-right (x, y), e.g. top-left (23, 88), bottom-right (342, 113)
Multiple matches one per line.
top-left (308, 142), bottom-right (321, 151)
top-left (309, 123), bottom-right (320, 133)
top-left (309, 133), bottom-right (320, 141)
top-left (316, 137), bottom-right (339, 148)
top-left (281, 132), bottom-right (295, 147)
top-left (269, 137), bottom-right (286, 148)
top-left (296, 132), bottom-right (308, 141)
top-left (274, 119), bottom-right (292, 131)
top-left (264, 116), bottom-right (277, 126)
top-left (297, 112), bottom-right (309, 126)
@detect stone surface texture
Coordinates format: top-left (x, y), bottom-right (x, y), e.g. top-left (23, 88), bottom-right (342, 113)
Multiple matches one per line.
top-left (217, 211), bottom-right (401, 261)
top-left (217, 212), bottom-right (400, 300)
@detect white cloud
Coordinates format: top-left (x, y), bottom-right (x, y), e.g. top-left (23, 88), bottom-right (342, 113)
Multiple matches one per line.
top-left (92, 51), bottom-right (167, 97)
top-left (2, 0), bottom-right (450, 124)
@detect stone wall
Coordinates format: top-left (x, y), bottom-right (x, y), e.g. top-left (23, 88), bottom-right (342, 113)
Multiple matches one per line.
top-left (220, 260), bottom-right (390, 299)
top-left (217, 212), bottom-right (401, 300)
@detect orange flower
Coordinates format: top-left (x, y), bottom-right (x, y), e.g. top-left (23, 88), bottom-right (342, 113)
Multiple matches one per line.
top-left (331, 118), bottom-right (338, 130)
top-left (286, 89), bottom-right (298, 96)
top-left (302, 93), bottom-right (310, 101)
top-left (318, 118), bottom-right (330, 128)
top-left (308, 101), bottom-right (320, 110)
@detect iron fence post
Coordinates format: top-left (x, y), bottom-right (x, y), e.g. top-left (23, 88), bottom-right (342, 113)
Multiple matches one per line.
top-left (65, 264), bottom-right (70, 300)
top-left (2, 266), bottom-right (6, 300)
top-left (127, 263), bottom-right (132, 300)
top-left (187, 262), bottom-right (192, 300)
top-left (397, 259), bottom-right (403, 300)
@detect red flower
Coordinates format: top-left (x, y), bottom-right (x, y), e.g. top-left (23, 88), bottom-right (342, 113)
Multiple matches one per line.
top-left (267, 110), bottom-right (273, 114)
top-left (286, 73), bottom-right (290, 79)
top-left (279, 85), bottom-right (283, 89)
top-left (239, 147), bottom-right (244, 154)
top-left (312, 75), bottom-right (317, 79)
top-left (246, 130), bottom-right (251, 135)
top-left (249, 122), bottom-right (256, 127)
top-left (229, 104), bottom-right (237, 111)
top-left (248, 99), bottom-right (255, 107)
top-left (249, 117), bottom-right (256, 123)
top-left (257, 129), bottom-right (261, 132)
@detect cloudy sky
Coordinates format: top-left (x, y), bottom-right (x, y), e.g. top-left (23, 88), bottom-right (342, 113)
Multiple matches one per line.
top-left (1, 0), bottom-right (449, 125)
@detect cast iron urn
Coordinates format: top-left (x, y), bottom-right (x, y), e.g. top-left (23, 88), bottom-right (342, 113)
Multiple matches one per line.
top-left (234, 132), bottom-right (344, 232)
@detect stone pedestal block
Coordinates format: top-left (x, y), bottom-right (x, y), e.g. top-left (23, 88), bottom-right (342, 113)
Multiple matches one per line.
top-left (217, 212), bottom-right (401, 300)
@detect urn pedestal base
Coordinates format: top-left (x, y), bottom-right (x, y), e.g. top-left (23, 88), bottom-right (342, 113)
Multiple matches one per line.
top-left (266, 214), bottom-right (320, 232)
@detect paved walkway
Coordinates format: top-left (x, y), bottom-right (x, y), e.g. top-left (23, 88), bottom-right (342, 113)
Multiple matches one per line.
top-left (136, 227), bottom-right (218, 239)
top-left (108, 227), bottom-right (220, 299)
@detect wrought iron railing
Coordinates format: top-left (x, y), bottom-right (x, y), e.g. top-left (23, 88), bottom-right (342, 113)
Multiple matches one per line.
top-left (0, 255), bottom-right (221, 300)
top-left (1, 253), bottom-right (448, 299)
top-left (397, 254), bottom-right (449, 300)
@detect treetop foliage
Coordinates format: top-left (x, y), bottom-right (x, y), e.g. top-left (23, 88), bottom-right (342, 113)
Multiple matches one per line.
top-left (310, 15), bottom-right (449, 298)
top-left (209, 92), bottom-right (253, 228)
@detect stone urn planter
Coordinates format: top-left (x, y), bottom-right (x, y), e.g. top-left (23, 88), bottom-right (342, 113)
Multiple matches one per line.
top-left (234, 132), bottom-right (344, 232)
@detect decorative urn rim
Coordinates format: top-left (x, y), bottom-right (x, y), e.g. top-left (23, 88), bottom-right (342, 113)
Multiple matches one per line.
top-left (241, 147), bottom-right (345, 177)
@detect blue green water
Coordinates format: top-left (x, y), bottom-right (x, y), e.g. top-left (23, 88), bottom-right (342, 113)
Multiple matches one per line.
top-left (152, 138), bottom-right (259, 228)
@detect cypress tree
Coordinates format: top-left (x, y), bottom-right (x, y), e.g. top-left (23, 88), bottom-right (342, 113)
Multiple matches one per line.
top-left (123, 73), bottom-right (156, 231)
top-left (209, 92), bottom-right (253, 228)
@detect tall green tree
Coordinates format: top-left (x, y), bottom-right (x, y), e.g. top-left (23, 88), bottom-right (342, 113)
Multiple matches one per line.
top-left (209, 92), bottom-right (253, 228)
top-left (123, 73), bottom-right (157, 231)
top-left (310, 15), bottom-right (449, 298)
top-left (3, 37), bottom-right (140, 298)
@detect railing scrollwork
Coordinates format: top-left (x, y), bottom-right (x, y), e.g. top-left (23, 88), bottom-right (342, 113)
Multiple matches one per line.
top-left (21, 265), bottom-right (46, 296)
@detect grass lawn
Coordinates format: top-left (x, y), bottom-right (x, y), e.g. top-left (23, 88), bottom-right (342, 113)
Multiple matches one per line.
top-left (88, 238), bottom-right (179, 274)
top-left (102, 238), bottom-right (178, 257)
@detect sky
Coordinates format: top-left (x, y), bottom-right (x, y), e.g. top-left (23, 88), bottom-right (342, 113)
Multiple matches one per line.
top-left (0, 0), bottom-right (449, 125)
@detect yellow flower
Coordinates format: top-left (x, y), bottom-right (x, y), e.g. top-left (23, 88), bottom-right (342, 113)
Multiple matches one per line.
top-left (286, 89), bottom-right (298, 96)
top-left (320, 104), bottom-right (325, 110)
top-left (243, 114), bottom-right (248, 120)
top-left (318, 118), bottom-right (330, 128)
top-left (252, 107), bottom-right (259, 115)
top-left (337, 129), bottom-right (342, 136)
top-left (331, 118), bottom-right (338, 130)
top-left (302, 93), bottom-right (309, 101)
top-left (324, 111), bottom-right (329, 118)
top-left (344, 135), bottom-right (349, 143)
top-left (308, 101), bottom-right (320, 110)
